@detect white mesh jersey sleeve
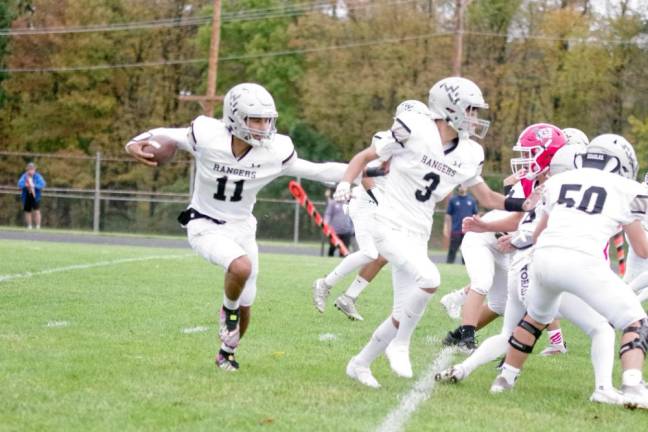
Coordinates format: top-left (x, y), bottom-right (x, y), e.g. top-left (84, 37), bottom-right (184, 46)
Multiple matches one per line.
top-left (457, 138), bottom-right (485, 188)
top-left (127, 127), bottom-right (195, 154)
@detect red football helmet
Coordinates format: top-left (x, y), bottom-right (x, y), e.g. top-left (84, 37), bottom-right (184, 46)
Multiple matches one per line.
top-left (511, 123), bottom-right (567, 180)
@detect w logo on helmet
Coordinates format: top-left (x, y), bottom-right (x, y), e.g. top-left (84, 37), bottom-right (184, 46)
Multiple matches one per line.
top-left (439, 83), bottom-right (460, 105)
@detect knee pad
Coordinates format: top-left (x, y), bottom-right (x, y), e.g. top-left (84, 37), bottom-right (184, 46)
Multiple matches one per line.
top-left (361, 248), bottom-right (379, 261)
top-left (619, 318), bottom-right (648, 359)
top-left (417, 268), bottom-right (441, 289)
top-left (508, 318), bottom-right (543, 354)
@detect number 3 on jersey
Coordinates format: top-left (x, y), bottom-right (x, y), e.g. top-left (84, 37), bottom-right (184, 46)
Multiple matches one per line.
top-left (415, 171), bottom-right (441, 202)
top-left (214, 176), bottom-right (244, 202)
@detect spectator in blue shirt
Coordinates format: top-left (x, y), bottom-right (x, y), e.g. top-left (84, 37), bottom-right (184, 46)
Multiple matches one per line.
top-left (443, 186), bottom-right (478, 264)
top-left (17, 162), bottom-right (46, 229)
top-left (324, 187), bottom-right (354, 256)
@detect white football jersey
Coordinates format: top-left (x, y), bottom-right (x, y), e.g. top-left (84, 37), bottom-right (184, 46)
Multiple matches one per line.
top-left (186, 116), bottom-right (297, 221)
top-left (536, 167), bottom-right (648, 257)
top-left (372, 111), bottom-right (485, 237)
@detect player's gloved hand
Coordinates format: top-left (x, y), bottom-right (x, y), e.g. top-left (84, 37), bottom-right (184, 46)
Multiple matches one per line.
top-left (333, 181), bottom-right (352, 203)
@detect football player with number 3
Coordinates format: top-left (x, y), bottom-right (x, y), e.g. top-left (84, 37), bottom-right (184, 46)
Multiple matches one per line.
top-left (334, 77), bottom-right (538, 388)
top-left (491, 134), bottom-right (648, 409)
top-left (125, 83), bottom-right (347, 371)
top-left (312, 100), bottom-right (430, 321)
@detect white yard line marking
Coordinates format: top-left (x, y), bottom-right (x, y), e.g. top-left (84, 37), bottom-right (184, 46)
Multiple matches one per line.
top-left (46, 320), bottom-right (69, 328)
top-left (0, 254), bottom-right (192, 283)
top-left (376, 347), bottom-right (454, 432)
top-left (319, 333), bottom-right (338, 341)
top-left (181, 326), bottom-right (209, 334)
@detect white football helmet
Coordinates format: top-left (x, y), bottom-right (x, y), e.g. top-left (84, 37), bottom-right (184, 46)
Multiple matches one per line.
top-left (223, 83), bottom-right (278, 147)
top-left (562, 127), bottom-right (589, 147)
top-left (549, 143), bottom-right (586, 175)
top-left (581, 134), bottom-right (638, 179)
top-left (395, 99), bottom-right (430, 117)
top-left (428, 77), bottom-right (489, 139)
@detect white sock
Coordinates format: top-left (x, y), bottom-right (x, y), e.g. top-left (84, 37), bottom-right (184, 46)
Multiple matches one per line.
top-left (27, 225), bottom-right (33, 229)
top-left (345, 276), bottom-right (369, 299)
top-left (547, 328), bottom-right (564, 347)
top-left (590, 326), bottom-right (615, 390)
top-left (500, 363), bottom-right (520, 385)
top-left (223, 294), bottom-right (239, 310)
top-left (461, 333), bottom-right (509, 377)
top-left (393, 288), bottom-right (434, 346)
top-left (622, 368), bottom-right (643, 387)
top-left (36, 225), bottom-right (41, 229)
top-left (324, 251), bottom-right (373, 287)
top-left (355, 318), bottom-right (398, 367)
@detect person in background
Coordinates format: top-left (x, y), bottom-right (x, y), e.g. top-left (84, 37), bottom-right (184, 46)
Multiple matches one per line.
top-left (18, 162), bottom-right (46, 229)
top-left (444, 186), bottom-right (478, 264)
top-left (324, 187), bottom-right (355, 256)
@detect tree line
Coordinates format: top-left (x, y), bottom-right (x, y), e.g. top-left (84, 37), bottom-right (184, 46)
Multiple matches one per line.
top-left (1, 0), bottom-right (648, 193)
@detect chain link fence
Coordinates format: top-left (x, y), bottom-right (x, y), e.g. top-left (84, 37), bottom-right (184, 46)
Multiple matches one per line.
top-left (1, 151), bottom-right (506, 248)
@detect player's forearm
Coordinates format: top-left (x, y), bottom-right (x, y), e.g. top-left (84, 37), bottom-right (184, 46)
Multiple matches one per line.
top-left (285, 159), bottom-right (348, 183)
top-left (127, 128), bottom-right (193, 153)
top-left (342, 148), bottom-right (377, 184)
top-left (482, 213), bottom-right (524, 233)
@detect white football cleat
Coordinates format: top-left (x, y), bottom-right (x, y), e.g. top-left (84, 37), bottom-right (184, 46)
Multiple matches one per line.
top-left (334, 294), bottom-right (364, 321)
top-left (346, 357), bottom-right (381, 389)
top-left (539, 344), bottom-right (568, 356)
top-left (312, 278), bottom-right (331, 313)
top-left (385, 342), bottom-right (413, 378)
top-left (435, 365), bottom-right (466, 383)
top-left (590, 386), bottom-right (624, 405)
top-left (622, 383), bottom-right (648, 410)
top-left (440, 291), bottom-right (463, 320)
top-left (490, 375), bottom-right (514, 394)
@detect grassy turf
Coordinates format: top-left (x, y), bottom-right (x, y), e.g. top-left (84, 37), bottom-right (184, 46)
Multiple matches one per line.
top-left (0, 240), bottom-right (644, 431)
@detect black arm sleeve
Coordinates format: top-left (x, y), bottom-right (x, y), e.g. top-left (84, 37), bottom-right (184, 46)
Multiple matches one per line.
top-left (504, 197), bottom-right (525, 212)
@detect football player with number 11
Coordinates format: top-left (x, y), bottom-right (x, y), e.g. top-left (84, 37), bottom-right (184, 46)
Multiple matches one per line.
top-left (126, 83), bottom-right (347, 371)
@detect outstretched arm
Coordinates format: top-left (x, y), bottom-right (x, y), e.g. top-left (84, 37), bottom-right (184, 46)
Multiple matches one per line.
top-left (125, 127), bottom-right (194, 166)
top-left (469, 181), bottom-right (506, 209)
top-left (469, 181), bottom-right (542, 212)
top-left (333, 147), bottom-right (380, 202)
top-left (283, 158), bottom-right (348, 183)
top-left (462, 212), bottom-right (524, 234)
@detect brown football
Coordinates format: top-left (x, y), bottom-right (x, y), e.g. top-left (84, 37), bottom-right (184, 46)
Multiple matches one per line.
top-left (141, 135), bottom-right (178, 166)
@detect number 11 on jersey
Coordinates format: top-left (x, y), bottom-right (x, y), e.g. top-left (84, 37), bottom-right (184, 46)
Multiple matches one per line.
top-left (214, 176), bottom-right (245, 202)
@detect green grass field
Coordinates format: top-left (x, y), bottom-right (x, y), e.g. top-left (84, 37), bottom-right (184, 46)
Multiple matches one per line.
top-left (0, 239), bottom-right (645, 431)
